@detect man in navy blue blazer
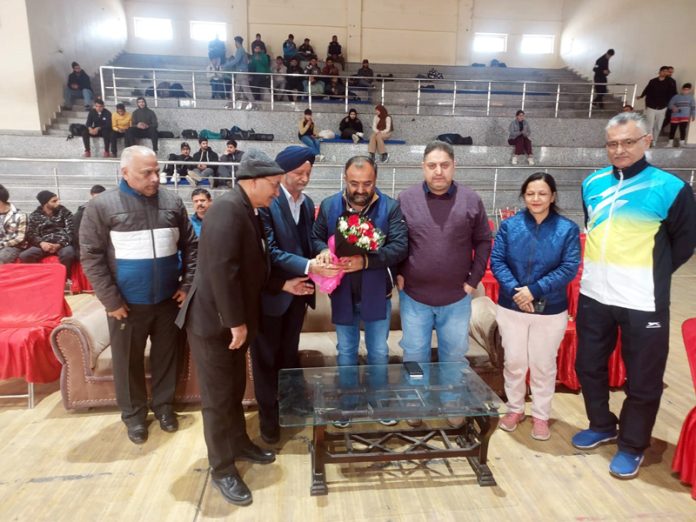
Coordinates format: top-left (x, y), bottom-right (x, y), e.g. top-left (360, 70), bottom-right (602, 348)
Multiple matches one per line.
top-left (253, 146), bottom-right (339, 443)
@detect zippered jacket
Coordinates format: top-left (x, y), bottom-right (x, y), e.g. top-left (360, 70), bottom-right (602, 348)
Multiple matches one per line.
top-left (491, 210), bottom-right (580, 315)
top-left (79, 180), bottom-right (197, 311)
top-left (581, 157), bottom-right (696, 311)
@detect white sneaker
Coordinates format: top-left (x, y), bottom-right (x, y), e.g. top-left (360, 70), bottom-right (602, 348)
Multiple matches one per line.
top-left (528, 157), bottom-right (535, 166)
top-left (679, 140), bottom-right (686, 147)
top-left (666, 141), bottom-right (675, 148)
top-left (511, 156), bottom-right (518, 165)
top-left (245, 102), bottom-right (253, 110)
top-left (352, 133), bottom-right (360, 144)
top-left (315, 154), bottom-right (325, 162)
top-left (356, 132), bottom-right (364, 139)
top-left (234, 101), bottom-right (242, 110)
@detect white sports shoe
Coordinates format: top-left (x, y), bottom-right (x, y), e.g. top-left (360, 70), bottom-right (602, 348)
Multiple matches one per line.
top-left (528, 157), bottom-right (535, 165)
top-left (511, 156), bottom-right (518, 165)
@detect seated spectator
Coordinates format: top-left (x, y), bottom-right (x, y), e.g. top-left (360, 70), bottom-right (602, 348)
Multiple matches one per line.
top-left (164, 142), bottom-right (194, 183)
top-left (271, 56), bottom-right (287, 101)
top-left (298, 108), bottom-right (322, 160)
top-left (64, 61), bottom-right (94, 110)
top-left (218, 139), bottom-right (244, 187)
top-left (667, 82), bottom-right (695, 147)
top-left (187, 138), bottom-right (219, 186)
top-left (298, 38), bottom-right (317, 62)
top-left (208, 35), bottom-right (226, 64)
top-left (20, 190), bottom-right (75, 280)
top-left (327, 35), bottom-right (345, 70)
top-left (111, 103), bottom-right (131, 157)
top-left (249, 45), bottom-right (271, 101)
top-left (125, 97), bottom-right (159, 153)
top-left (207, 56), bottom-right (227, 99)
top-left (82, 99), bottom-right (113, 158)
top-left (72, 184), bottom-right (106, 257)
top-left (283, 34), bottom-right (298, 62)
top-left (190, 188), bottom-right (212, 238)
top-left (252, 33), bottom-right (267, 55)
top-left (0, 184), bottom-right (27, 264)
top-left (303, 58), bottom-right (324, 94)
top-left (321, 57), bottom-right (340, 79)
top-left (352, 59), bottom-right (374, 88)
top-left (325, 76), bottom-right (344, 98)
top-left (339, 108), bottom-right (365, 143)
top-left (508, 110), bottom-right (534, 165)
top-left (285, 57), bottom-right (304, 101)
top-left (369, 104), bottom-right (393, 163)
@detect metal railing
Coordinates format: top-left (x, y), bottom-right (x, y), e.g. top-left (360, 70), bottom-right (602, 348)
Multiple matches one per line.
top-left (3, 158), bottom-right (693, 227)
top-left (99, 65), bottom-right (637, 118)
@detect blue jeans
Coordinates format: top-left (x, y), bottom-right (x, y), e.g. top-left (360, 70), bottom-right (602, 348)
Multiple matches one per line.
top-left (299, 135), bottom-right (321, 156)
top-left (399, 291), bottom-right (472, 404)
top-left (335, 300), bottom-right (391, 366)
top-left (64, 86), bottom-right (93, 107)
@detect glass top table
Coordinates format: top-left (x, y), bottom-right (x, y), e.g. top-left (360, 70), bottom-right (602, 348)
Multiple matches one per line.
top-left (278, 362), bottom-right (502, 495)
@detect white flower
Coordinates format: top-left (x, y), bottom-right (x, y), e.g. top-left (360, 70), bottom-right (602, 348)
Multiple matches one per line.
top-left (357, 236), bottom-right (370, 247)
top-left (338, 220), bottom-right (348, 232)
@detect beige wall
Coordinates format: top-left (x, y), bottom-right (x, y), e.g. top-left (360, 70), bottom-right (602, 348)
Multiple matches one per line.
top-left (0, 0), bottom-right (40, 132)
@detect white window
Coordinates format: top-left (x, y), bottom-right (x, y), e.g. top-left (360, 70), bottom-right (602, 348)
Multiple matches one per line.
top-left (133, 17), bottom-right (173, 40)
top-left (473, 33), bottom-right (507, 53)
top-left (520, 34), bottom-right (555, 55)
top-left (190, 21), bottom-right (227, 42)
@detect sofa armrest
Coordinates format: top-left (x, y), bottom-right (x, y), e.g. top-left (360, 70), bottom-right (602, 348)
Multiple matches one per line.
top-left (469, 296), bottom-right (503, 369)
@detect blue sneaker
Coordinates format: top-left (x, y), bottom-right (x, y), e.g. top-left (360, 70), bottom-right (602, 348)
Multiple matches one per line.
top-left (571, 428), bottom-right (617, 449)
top-left (609, 450), bottom-right (644, 479)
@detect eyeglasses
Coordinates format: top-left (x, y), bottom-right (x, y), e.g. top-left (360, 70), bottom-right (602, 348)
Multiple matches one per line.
top-left (605, 134), bottom-right (648, 150)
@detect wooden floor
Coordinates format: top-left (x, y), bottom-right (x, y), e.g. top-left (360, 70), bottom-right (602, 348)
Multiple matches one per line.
top-left (1, 261), bottom-right (695, 521)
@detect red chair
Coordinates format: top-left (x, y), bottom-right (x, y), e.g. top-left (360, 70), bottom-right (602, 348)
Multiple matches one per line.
top-left (70, 262), bottom-right (93, 294)
top-left (0, 263), bottom-right (71, 407)
top-left (672, 318), bottom-right (696, 499)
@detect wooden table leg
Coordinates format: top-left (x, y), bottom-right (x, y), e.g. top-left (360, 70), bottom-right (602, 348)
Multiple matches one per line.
top-left (466, 415), bottom-right (498, 487)
top-left (310, 424), bottom-right (328, 495)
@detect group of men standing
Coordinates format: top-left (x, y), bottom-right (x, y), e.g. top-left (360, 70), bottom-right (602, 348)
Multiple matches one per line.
top-left (58, 109), bottom-right (694, 507)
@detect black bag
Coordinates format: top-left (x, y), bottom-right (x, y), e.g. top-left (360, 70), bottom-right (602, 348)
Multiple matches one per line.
top-left (158, 131), bottom-right (175, 138)
top-left (437, 133), bottom-right (473, 145)
top-left (219, 128), bottom-right (230, 140)
top-left (249, 133), bottom-right (274, 141)
top-left (67, 123), bottom-right (87, 140)
top-left (182, 129), bottom-right (198, 139)
top-left (229, 125), bottom-right (252, 140)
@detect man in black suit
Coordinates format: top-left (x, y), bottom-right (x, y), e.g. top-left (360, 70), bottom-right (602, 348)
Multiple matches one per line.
top-left (176, 149), bottom-right (310, 507)
top-left (253, 146), bottom-right (339, 443)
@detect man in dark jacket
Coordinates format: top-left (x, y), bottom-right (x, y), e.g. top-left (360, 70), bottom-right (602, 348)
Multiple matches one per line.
top-left (175, 149), bottom-right (309, 507)
top-left (217, 139), bottom-right (244, 187)
top-left (72, 184), bottom-right (105, 257)
top-left (20, 190), bottom-right (75, 279)
top-left (125, 97), bottom-right (159, 153)
top-left (164, 142), bottom-right (194, 183)
top-left (592, 49), bottom-right (614, 108)
top-left (82, 99), bottom-right (113, 158)
top-left (64, 61), bottom-right (94, 110)
top-left (637, 66), bottom-right (678, 143)
top-left (80, 146), bottom-right (197, 445)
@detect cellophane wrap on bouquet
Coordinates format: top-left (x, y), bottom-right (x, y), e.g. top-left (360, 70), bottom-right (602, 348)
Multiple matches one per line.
top-left (308, 235), bottom-right (344, 294)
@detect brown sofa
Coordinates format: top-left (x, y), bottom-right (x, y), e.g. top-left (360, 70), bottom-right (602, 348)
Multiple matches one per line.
top-left (50, 287), bottom-right (503, 411)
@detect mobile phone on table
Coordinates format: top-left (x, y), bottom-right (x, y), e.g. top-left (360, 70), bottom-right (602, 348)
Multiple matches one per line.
top-left (403, 361), bottom-right (424, 379)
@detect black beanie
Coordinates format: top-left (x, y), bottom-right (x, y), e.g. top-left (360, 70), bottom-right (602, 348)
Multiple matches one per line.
top-left (37, 190), bottom-right (57, 206)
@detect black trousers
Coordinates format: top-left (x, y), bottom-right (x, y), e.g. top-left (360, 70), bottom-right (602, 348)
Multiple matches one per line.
top-left (111, 131), bottom-right (126, 155)
top-left (251, 297), bottom-right (307, 432)
top-left (187, 329), bottom-right (252, 479)
top-left (107, 299), bottom-right (181, 425)
top-left (125, 127), bottom-right (158, 152)
top-left (575, 293), bottom-right (670, 454)
top-left (82, 127), bottom-right (113, 152)
top-left (593, 76), bottom-right (608, 107)
top-left (18, 245), bottom-right (75, 277)
top-left (669, 122), bottom-right (689, 140)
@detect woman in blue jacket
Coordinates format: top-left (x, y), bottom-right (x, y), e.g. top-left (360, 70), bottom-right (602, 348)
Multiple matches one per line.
top-left (490, 172), bottom-right (580, 441)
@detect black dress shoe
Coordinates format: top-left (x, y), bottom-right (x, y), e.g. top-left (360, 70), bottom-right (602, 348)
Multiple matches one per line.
top-left (260, 428), bottom-right (280, 445)
top-left (236, 443), bottom-right (276, 464)
top-left (156, 412), bottom-right (179, 433)
top-left (212, 475), bottom-right (252, 506)
top-left (127, 423), bottom-right (148, 444)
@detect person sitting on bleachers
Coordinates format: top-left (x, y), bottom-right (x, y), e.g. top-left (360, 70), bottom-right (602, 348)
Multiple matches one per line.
top-left (285, 57), bottom-right (304, 102)
top-left (164, 142), bottom-right (194, 183)
top-left (111, 103), bottom-right (131, 157)
top-left (339, 108), bottom-right (365, 143)
top-left (508, 110), bottom-right (534, 165)
top-left (252, 33), bottom-right (267, 54)
top-left (19, 190), bottom-right (75, 280)
top-left (82, 99), bottom-right (113, 158)
top-left (369, 104), bottom-right (393, 163)
top-left (187, 138), bottom-right (219, 186)
top-left (190, 188), bottom-right (212, 238)
top-left (125, 97), bottom-right (159, 153)
top-left (72, 184), bottom-right (106, 258)
top-left (0, 184), bottom-right (27, 265)
top-left (298, 38), bottom-right (317, 62)
top-left (218, 139), bottom-right (244, 187)
top-left (321, 57), bottom-right (340, 80)
top-left (327, 35), bottom-right (345, 70)
top-left (352, 59), bottom-right (374, 88)
top-left (325, 76), bottom-right (344, 99)
top-left (303, 58), bottom-right (324, 95)
top-left (207, 56), bottom-right (227, 99)
top-left (283, 34), bottom-right (298, 63)
top-left (64, 61), bottom-right (94, 110)
top-left (271, 56), bottom-right (287, 101)
top-left (208, 35), bottom-right (226, 64)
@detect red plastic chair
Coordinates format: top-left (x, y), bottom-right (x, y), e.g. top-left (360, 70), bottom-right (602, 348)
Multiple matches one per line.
top-left (0, 263), bottom-right (71, 407)
top-left (672, 318), bottom-right (696, 499)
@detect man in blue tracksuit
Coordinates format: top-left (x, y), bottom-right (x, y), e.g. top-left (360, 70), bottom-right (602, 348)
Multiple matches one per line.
top-left (572, 112), bottom-right (696, 478)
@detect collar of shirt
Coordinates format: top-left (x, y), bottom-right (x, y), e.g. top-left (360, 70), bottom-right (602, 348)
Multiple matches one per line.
top-left (422, 180), bottom-right (457, 199)
top-left (281, 184), bottom-right (305, 224)
top-left (612, 156), bottom-right (649, 180)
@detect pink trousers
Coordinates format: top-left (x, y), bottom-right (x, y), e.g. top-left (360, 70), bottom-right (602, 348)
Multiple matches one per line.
top-left (496, 305), bottom-right (568, 420)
